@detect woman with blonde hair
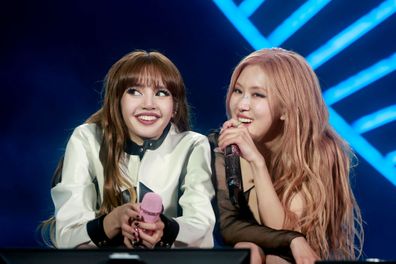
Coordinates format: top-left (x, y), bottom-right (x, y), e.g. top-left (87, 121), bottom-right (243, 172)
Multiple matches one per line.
top-left (210, 48), bottom-right (363, 263)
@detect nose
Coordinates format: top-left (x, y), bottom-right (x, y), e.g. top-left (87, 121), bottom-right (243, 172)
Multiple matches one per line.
top-left (142, 93), bottom-right (156, 110)
top-left (238, 94), bottom-right (250, 111)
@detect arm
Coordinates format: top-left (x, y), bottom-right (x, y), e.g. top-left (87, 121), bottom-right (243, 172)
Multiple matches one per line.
top-left (218, 120), bottom-right (285, 229)
top-left (53, 125), bottom-right (142, 248)
top-left (215, 152), bottom-right (302, 252)
top-left (51, 125), bottom-right (98, 248)
top-left (208, 132), bottom-right (303, 260)
top-left (173, 136), bottom-right (216, 247)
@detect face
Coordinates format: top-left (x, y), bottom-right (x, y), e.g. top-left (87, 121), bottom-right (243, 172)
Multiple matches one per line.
top-left (229, 64), bottom-right (278, 143)
top-left (120, 81), bottom-right (174, 145)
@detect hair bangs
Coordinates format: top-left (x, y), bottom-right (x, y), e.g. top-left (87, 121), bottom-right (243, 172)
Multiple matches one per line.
top-left (115, 54), bottom-right (181, 99)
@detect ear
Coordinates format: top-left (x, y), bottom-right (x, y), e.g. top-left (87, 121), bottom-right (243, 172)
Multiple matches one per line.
top-left (172, 102), bottom-right (178, 118)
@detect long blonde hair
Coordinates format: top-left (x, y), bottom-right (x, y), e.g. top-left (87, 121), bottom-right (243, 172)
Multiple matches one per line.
top-left (226, 48), bottom-right (363, 260)
top-left (40, 50), bottom-right (190, 245)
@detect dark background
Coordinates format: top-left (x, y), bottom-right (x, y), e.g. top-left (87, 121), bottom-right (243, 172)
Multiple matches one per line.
top-left (1, 0), bottom-right (395, 260)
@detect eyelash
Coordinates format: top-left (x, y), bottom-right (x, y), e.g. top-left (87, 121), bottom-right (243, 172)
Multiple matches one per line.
top-left (253, 93), bottom-right (266, 98)
top-left (126, 88), bottom-right (171, 97)
top-left (233, 88), bottom-right (266, 98)
top-left (233, 88), bottom-right (242, 94)
top-left (126, 88), bottom-right (141, 95)
top-left (156, 89), bottom-right (171, 97)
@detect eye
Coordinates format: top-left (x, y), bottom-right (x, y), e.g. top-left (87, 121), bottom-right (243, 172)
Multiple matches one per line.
top-left (156, 89), bottom-right (171, 97)
top-left (126, 87), bottom-right (142, 96)
top-left (232, 87), bottom-right (243, 94)
top-left (252, 92), bottom-right (266, 98)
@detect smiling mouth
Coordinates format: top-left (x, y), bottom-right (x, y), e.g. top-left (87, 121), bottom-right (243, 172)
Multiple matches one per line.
top-left (138, 115), bottom-right (158, 121)
top-left (135, 114), bottom-right (160, 124)
top-left (238, 117), bottom-right (253, 124)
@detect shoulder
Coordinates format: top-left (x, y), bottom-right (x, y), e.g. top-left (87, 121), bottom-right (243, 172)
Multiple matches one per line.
top-left (72, 123), bottom-right (100, 137)
top-left (181, 130), bottom-right (208, 144)
top-left (66, 123), bottom-right (102, 152)
top-left (169, 125), bottom-right (209, 147)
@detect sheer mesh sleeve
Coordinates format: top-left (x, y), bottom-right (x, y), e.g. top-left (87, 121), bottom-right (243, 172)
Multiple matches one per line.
top-left (208, 132), bottom-right (303, 261)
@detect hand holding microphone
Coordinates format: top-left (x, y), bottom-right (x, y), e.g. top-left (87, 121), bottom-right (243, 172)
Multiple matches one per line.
top-left (219, 119), bottom-right (249, 207)
top-left (133, 192), bottom-right (163, 244)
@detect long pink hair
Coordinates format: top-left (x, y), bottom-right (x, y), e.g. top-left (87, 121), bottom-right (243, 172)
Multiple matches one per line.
top-left (226, 48), bottom-right (363, 259)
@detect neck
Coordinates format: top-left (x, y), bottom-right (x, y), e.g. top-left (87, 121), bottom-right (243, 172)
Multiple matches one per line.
top-left (129, 134), bottom-right (144, 146)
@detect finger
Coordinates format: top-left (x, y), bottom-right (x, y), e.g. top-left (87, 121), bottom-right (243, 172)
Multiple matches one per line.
top-left (218, 133), bottom-right (244, 150)
top-left (222, 119), bottom-right (241, 130)
top-left (121, 229), bottom-right (136, 241)
top-left (140, 239), bottom-right (155, 249)
top-left (219, 124), bottom-right (249, 139)
top-left (130, 203), bottom-right (141, 212)
top-left (126, 207), bottom-right (140, 219)
top-left (121, 222), bottom-right (139, 239)
top-left (124, 237), bottom-right (133, 249)
top-left (137, 221), bottom-right (157, 231)
top-left (139, 230), bottom-right (162, 249)
top-left (155, 220), bottom-right (165, 230)
top-left (138, 229), bottom-right (159, 245)
top-left (121, 221), bottom-right (135, 233)
top-left (219, 127), bottom-right (252, 151)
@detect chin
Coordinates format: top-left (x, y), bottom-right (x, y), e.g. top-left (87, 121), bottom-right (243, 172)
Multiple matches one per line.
top-left (140, 133), bottom-right (160, 140)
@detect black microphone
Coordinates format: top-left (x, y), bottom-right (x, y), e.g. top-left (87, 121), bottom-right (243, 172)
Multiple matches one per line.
top-left (224, 144), bottom-right (244, 207)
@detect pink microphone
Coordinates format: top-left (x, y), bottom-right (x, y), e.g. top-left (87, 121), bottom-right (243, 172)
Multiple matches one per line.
top-left (139, 192), bottom-right (163, 223)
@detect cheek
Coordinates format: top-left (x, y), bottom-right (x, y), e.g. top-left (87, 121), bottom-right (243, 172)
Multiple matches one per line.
top-left (159, 99), bottom-right (174, 117)
top-left (252, 101), bottom-right (271, 118)
top-left (120, 98), bottom-right (129, 117)
top-left (228, 96), bottom-right (238, 113)
top-left (121, 96), bottom-right (139, 112)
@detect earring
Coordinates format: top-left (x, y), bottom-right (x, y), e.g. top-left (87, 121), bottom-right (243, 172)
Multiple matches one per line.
top-left (280, 115), bottom-right (286, 120)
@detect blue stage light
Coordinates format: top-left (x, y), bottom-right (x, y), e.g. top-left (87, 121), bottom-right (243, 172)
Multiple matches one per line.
top-left (239, 0), bottom-right (266, 17)
top-left (306, 0), bottom-right (396, 70)
top-left (268, 0), bottom-right (330, 46)
top-left (212, 0), bottom-right (396, 186)
top-left (323, 52), bottom-right (396, 106)
top-left (329, 108), bottom-right (396, 185)
top-left (386, 150), bottom-right (396, 165)
top-left (212, 0), bottom-right (271, 49)
top-left (352, 105), bottom-right (396, 134)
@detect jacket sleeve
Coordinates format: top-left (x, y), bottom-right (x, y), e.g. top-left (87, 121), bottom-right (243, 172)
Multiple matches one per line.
top-left (173, 136), bottom-right (216, 247)
top-left (208, 132), bottom-right (303, 260)
top-left (51, 125), bottom-right (97, 248)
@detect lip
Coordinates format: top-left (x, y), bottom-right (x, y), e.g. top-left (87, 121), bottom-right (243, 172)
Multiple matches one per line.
top-left (236, 114), bottom-right (253, 125)
top-left (135, 112), bottom-right (161, 125)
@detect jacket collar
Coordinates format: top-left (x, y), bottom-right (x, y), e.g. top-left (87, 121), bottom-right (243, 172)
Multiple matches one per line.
top-left (124, 123), bottom-right (172, 159)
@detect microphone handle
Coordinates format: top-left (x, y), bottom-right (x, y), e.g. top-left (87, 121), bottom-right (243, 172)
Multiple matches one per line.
top-left (225, 144), bottom-right (243, 206)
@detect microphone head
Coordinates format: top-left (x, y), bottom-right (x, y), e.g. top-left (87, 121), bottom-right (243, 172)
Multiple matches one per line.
top-left (140, 192), bottom-right (163, 223)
